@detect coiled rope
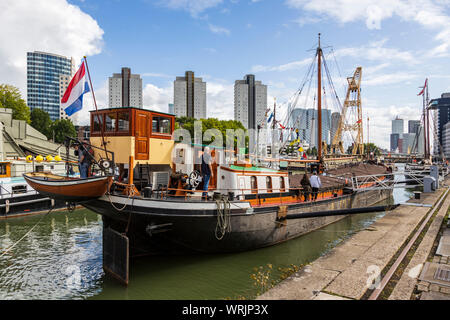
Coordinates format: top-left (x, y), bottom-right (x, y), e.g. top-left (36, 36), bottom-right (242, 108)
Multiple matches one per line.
top-left (106, 182), bottom-right (137, 212)
top-left (215, 197), bottom-right (231, 240)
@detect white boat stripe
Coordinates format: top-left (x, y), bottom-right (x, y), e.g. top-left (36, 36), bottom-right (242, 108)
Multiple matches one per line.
top-left (97, 195), bottom-right (251, 211)
top-left (25, 176), bottom-right (108, 186)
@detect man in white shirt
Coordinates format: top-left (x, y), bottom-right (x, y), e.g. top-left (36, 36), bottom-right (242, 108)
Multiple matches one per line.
top-left (310, 171), bottom-right (322, 201)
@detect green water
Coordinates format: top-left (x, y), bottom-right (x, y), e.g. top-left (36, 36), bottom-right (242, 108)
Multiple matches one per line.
top-left (0, 187), bottom-right (413, 300)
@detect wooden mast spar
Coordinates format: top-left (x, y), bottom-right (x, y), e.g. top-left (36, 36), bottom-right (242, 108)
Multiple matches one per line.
top-left (317, 33), bottom-right (322, 163)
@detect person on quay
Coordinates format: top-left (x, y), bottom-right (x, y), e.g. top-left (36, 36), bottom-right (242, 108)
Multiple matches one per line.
top-left (201, 147), bottom-right (213, 200)
top-left (310, 171), bottom-right (322, 201)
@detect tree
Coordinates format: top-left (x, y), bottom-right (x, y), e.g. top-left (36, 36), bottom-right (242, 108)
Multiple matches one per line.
top-left (0, 84), bottom-right (31, 123)
top-left (30, 108), bottom-right (52, 139)
top-left (364, 143), bottom-right (381, 156)
top-left (50, 119), bottom-right (77, 143)
top-left (175, 117), bottom-right (248, 148)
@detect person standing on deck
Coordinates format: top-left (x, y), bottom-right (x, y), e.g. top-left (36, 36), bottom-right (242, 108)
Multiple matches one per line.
top-left (79, 140), bottom-right (93, 179)
top-left (201, 147), bottom-right (213, 200)
top-left (310, 171), bottom-right (322, 201)
top-left (300, 173), bottom-right (311, 201)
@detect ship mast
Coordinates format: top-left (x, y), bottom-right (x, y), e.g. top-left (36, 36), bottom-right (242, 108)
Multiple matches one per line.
top-left (317, 33), bottom-right (322, 162)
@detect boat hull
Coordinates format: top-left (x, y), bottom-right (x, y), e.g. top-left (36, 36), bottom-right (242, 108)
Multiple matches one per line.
top-left (23, 173), bottom-right (113, 202)
top-left (83, 188), bottom-right (392, 254)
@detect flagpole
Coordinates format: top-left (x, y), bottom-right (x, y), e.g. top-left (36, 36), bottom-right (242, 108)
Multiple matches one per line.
top-left (83, 56), bottom-right (109, 162)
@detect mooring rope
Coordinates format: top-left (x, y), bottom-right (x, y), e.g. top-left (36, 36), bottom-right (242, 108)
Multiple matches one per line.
top-left (106, 182), bottom-right (137, 212)
top-left (0, 208), bottom-right (53, 259)
top-left (215, 197), bottom-right (232, 240)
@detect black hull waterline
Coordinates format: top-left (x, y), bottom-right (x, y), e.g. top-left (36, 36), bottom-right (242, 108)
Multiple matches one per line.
top-left (83, 188), bottom-right (392, 254)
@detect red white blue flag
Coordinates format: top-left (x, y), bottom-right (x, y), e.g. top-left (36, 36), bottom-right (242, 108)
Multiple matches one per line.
top-left (417, 78), bottom-right (427, 96)
top-left (61, 61), bottom-right (90, 116)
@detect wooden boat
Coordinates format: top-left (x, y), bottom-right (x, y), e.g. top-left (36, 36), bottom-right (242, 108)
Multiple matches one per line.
top-left (23, 172), bottom-right (113, 202)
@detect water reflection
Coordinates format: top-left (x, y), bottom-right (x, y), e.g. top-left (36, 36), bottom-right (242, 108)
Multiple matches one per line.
top-left (0, 183), bottom-right (415, 300)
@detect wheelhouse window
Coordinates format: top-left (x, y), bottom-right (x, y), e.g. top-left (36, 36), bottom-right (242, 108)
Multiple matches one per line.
top-left (152, 116), bottom-right (171, 134)
top-left (280, 177), bottom-right (286, 192)
top-left (250, 176), bottom-right (257, 193)
top-left (117, 112), bottom-right (129, 132)
top-left (105, 112), bottom-right (117, 132)
top-left (266, 176), bottom-right (273, 193)
top-left (0, 164), bottom-right (7, 175)
top-left (92, 114), bottom-right (104, 133)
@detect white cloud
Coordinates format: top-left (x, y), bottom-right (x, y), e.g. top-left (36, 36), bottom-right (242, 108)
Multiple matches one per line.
top-left (334, 39), bottom-right (416, 64)
top-left (158, 0), bottom-right (223, 17)
top-left (251, 57), bottom-right (313, 72)
top-left (0, 0), bottom-right (104, 97)
top-left (143, 83), bottom-right (173, 113)
top-left (142, 72), bottom-right (173, 78)
top-left (286, 0), bottom-right (450, 56)
top-left (206, 81), bottom-right (234, 119)
top-left (208, 23), bottom-right (231, 35)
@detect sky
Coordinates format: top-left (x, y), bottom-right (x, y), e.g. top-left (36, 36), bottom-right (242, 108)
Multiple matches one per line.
top-left (1, 0), bottom-right (450, 149)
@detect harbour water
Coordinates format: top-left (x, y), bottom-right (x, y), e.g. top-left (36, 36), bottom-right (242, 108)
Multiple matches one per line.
top-left (0, 185), bottom-right (413, 300)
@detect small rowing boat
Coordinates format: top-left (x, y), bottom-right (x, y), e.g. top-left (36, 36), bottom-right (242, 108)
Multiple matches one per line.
top-left (23, 172), bottom-right (113, 202)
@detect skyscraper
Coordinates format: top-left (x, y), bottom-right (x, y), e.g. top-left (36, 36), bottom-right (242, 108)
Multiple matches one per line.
top-left (391, 116), bottom-right (404, 151)
top-left (27, 51), bottom-right (75, 121)
top-left (392, 116), bottom-right (404, 134)
top-left (59, 74), bottom-right (72, 120)
top-left (234, 75), bottom-right (267, 130)
top-left (109, 67), bottom-right (143, 108)
top-left (408, 120), bottom-right (420, 134)
top-left (429, 93), bottom-right (450, 155)
top-left (330, 112), bottom-right (341, 143)
top-left (173, 71), bottom-right (206, 119)
top-left (289, 108), bottom-right (332, 147)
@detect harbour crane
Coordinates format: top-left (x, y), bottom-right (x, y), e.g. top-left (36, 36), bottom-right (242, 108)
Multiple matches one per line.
top-left (330, 67), bottom-right (364, 155)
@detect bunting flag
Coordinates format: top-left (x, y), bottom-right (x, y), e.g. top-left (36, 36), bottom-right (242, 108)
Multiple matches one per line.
top-left (279, 123), bottom-right (285, 129)
top-left (267, 112), bottom-right (274, 123)
top-left (417, 78), bottom-right (428, 96)
top-left (356, 119), bottom-right (362, 124)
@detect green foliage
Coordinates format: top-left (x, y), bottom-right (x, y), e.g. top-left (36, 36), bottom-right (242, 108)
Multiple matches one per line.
top-left (30, 108), bottom-right (52, 139)
top-left (364, 143), bottom-right (381, 156)
top-left (0, 84), bottom-right (31, 123)
top-left (346, 142), bottom-right (381, 156)
top-left (50, 119), bottom-right (77, 143)
top-left (175, 117), bottom-right (248, 147)
top-left (307, 146), bottom-right (317, 156)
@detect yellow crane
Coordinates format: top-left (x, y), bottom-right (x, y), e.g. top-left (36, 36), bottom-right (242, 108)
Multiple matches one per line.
top-left (330, 67), bottom-right (364, 155)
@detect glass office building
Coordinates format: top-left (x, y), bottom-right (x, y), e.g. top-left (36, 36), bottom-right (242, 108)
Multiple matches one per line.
top-left (27, 51), bottom-right (74, 120)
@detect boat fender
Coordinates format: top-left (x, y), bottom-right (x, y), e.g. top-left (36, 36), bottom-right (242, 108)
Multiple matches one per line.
top-left (46, 155), bottom-right (54, 162)
top-left (54, 155), bottom-right (62, 162)
top-left (26, 155), bottom-right (33, 162)
top-left (5, 200), bottom-right (9, 214)
top-left (35, 155), bottom-right (43, 162)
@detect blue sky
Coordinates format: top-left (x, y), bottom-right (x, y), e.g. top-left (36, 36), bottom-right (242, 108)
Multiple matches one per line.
top-left (2, 0), bottom-right (450, 149)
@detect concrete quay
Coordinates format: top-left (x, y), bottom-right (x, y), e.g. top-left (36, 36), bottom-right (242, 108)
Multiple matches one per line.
top-left (258, 179), bottom-right (450, 300)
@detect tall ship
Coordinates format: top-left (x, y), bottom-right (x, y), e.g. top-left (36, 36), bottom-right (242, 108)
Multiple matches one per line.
top-left (24, 36), bottom-right (394, 283)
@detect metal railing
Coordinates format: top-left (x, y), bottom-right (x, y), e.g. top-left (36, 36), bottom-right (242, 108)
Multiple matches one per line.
top-left (350, 171), bottom-right (430, 191)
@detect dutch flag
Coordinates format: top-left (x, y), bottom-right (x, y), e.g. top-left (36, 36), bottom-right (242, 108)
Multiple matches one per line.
top-left (61, 61), bottom-right (90, 116)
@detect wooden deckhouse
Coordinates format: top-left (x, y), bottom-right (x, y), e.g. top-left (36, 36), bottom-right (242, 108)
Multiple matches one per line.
top-left (89, 107), bottom-right (175, 166)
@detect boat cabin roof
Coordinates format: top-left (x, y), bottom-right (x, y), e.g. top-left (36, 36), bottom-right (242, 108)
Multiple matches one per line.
top-left (90, 107), bottom-right (175, 139)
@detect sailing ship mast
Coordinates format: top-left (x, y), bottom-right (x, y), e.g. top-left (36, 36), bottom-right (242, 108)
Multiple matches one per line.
top-left (317, 33), bottom-right (322, 162)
